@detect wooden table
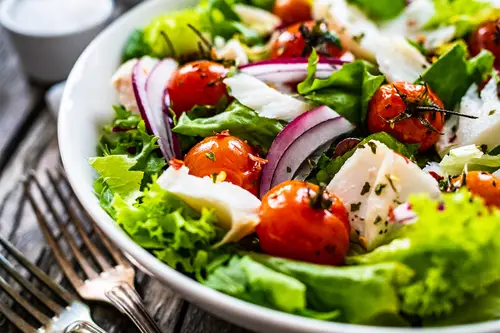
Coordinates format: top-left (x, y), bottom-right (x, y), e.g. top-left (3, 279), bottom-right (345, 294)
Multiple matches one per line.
top-left (0, 3), bottom-right (253, 333)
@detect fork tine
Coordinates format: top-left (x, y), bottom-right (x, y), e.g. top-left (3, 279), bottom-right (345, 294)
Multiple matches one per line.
top-left (0, 235), bottom-right (74, 304)
top-left (24, 182), bottom-right (85, 290)
top-left (0, 275), bottom-right (51, 325)
top-left (57, 167), bottom-right (130, 268)
top-left (0, 251), bottom-right (63, 314)
top-left (47, 170), bottom-right (112, 271)
top-left (0, 301), bottom-right (38, 333)
top-left (29, 173), bottom-right (99, 280)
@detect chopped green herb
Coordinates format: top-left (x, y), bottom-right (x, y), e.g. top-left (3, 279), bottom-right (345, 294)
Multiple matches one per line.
top-left (375, 184), bottom-right (387, 195)
top-left (286, 166), bottom-right (292, 173)
top-left (351, 202), bottom-right (362, 212)
top-left (373, 215), bottom-right (383, 224)
top-left (385, 174), bottom-right (397, 192)
top-left (205, 152), bottom-right (216, 161)
top-left (489, 109), bottom-right (496, 116)
top-left (367, 141), bottom-right (377, 154)
top-left (211, 173), bottom-right (218, 183)
top-left (360, 182), bottom-right (371, 195)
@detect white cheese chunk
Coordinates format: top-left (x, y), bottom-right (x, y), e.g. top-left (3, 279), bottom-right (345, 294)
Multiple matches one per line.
top-left (327, 140), bottom-right (440, 250)
top-left (224, 73), bottom-right (313, 122)
top-left (157, 165), bottom-right (261, 246)
top-left (111, 56), bottom-right (158, 113)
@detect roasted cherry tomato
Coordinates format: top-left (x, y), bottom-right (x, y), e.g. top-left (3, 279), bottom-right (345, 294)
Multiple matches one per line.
top-left (256, 180), bottom-right (350, 265)
top-left (465, 171), bottom-right (500, 208)
top-left (273, 0), bottom-right (313, 27)
top-left (469, 19), bottom-right (500, 66)
top-left (367, 82), bottom-right (445, 152)
top-left (270, 20), bottom-right (345, 60)
top-left (184, 131), bottom-right (265, 196)
top-left (167, 60), bottom-right (229, 117)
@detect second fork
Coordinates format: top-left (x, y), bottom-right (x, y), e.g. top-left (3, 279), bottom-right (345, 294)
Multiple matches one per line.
top-left (25, 169), bottom-right (163, 333)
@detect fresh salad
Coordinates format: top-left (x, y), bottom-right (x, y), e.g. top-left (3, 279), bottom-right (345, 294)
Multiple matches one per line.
top-left (91, 0), bottom-right (500, 327)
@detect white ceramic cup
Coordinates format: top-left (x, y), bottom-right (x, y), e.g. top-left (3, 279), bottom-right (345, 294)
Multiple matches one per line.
top-left (0, 0), bottom-right (115, 83)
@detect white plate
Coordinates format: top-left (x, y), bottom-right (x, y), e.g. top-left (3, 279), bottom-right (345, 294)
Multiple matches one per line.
top-left (58, 1), bottom-right (500, 332)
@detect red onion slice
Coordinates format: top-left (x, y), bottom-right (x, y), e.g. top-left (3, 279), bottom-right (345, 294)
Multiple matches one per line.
top-left (132, 59), bottom-right (179, 160)
top-left (271, 117), bottom-right (355, 189)
top-left (239, 58), bottom-right (346, 85)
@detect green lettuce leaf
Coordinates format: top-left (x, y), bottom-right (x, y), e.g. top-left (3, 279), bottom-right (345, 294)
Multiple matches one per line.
top-left (203, 255), bottom-right (309, 313)
top-left (298, 50), bottom-right (385, 126)
top-left (235, 0), bottom-right (276, 11)
top-left (122, 30), bottom-right (153, 62)
top-left (424, 0), bottom-right (500, 37)
top-left (347, 0), bottom-right (406, 21)
top-left (144, 8), bottom-right (206, 58)
top-left (309, 132), bottom-right (419, 185)
top-left (249, 253), bottom-right (413, 325)
top-left (349, 190), bottom-right (500, 318)
top-left (173, 101), bottom-right (284, 152)
top-left (420, 44), bottom-right (494, 108)
top-left (113, 181), bottom-right (224, 273)
top-left (440, 144), bottom-right (500, 176)
top-left (423, 281), bottom-right (500, 327)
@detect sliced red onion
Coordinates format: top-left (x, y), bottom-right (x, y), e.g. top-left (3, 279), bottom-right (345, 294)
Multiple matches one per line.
top-left (132, 59), bottom-right (180, 160)
top-left (259, 106), bottom-right (355, 197)
top-left (239, 58), bottom-right (346, 85)
top-left (389, 203), bottom-right (417, 225)
top-left (271, 117), bottom-right (355, 189)
top-left (333, 138), bottom-right (361, 157)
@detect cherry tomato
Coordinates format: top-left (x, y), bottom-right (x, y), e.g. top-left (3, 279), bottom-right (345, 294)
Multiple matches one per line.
top-left (184, 131), bottom-right (265, 196)
top-left (256, 180), bottom-right (350, 265)
top-left (465, 171), bottom-right (500, 208)
top-left (270, 20), bottom-right (345, 60)
top-left (367, 82), bottom-right (445, 152)
top-left (273, 0), bottom-right (313, 26)
top-left (469, 19), bottom-right (500, 66)
top-left (167, 60), bottom-right (229, 117)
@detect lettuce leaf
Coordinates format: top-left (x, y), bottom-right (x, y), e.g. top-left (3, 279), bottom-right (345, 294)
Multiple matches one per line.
top-left (420, 44), bottom-right (494, 108)
top-left (122, 30), bottom-right (153, 62)
top-left (308, 132), bottom-right (419, 185)
top-left (298, 50), bottom-right (385, 126)
top-left (173, 101), bottom-right (284, 152)
top-left (347, 0), bottom-right (406, 21)
top-left (248, 254), bottom-right (413, 325)
top-left (113, 181), bottom-right (224, 273)
top-left (424, 0), bottom-right (500, 37)
top-left (235, 0), bottom-right (276, 11)
top-left (144, 9), bottom-right (206, 58)
top-left (349, 190), bottom-right (500, 318)
top-left (440, 144), bottom-right (500, 176)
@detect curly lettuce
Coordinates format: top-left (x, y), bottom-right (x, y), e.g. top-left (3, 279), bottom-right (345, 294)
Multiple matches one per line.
top-left (349, 190), bottom-right (500, 318)
top-left (440, 144), bottom-right (500, 176)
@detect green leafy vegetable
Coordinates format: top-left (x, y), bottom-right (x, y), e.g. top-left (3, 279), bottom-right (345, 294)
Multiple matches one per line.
top-left (173, 101), bottom-right (284, 152)
top-left (235, 0), bottom-right (276, 11)
top-left (347, 0), bottom-right (406, 21)
top-left (424, 0), bottom-right (500, 37)
top-left (113, 181), bottom-right (224, 273)
top-left (143, 9), bottom-right (206, 58)
top-left (249, 253), bottom-right (413, 325)
top-left (309, 132), bottom-right (419, 185)
top-left (420, 44), bottom-right (494, 108)
top-left (122, 30), bottom-right (153, 62)
top-left (440, 144), bottom-right (500, 176)
top-left (349, 190), bottom-right (500, 318)
top-left (298, 50), bottom-right (385, 125)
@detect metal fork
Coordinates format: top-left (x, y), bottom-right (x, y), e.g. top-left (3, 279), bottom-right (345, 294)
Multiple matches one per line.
top-left (25, 169), bottom-right (163, 333)
top-left (0, 234), bottom-right (107, 333)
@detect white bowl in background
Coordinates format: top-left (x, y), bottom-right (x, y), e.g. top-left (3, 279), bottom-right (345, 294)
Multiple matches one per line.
top-left (0, 0), bottom-right (114, 83)
top-left (58, 0), bottom-right (500, 332)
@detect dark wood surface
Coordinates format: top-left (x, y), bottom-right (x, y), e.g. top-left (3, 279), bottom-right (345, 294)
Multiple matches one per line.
top-left (0, 3), bottom-right (254, 333)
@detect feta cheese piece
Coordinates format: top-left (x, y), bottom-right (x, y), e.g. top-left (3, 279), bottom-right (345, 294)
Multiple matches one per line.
top-left (453, 78), bottom-right (500, 152)
top-left (111, 56), bottom-right (158, 113)
top-left (157, 165), bottom-right (261, 246)
top-left (224, 73), bottom-right (313, 121)
top-left (327, 140), bottom-right (440, 250)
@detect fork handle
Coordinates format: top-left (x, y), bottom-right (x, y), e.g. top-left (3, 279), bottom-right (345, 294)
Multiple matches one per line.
top-left (105, 282), bottom-right (163, 333)
top-left (65, 321), bottom-right (108, 333)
